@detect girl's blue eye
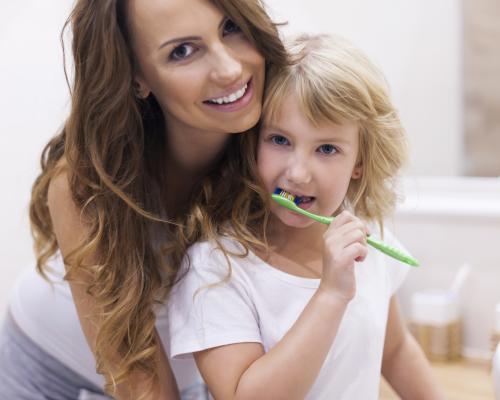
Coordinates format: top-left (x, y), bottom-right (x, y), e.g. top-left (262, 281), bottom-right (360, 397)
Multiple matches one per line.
top-left (222, 18), bottom-right (242, 36)
top-left (169, 44), bottom-right (196, 61)
top-left (318, 144), bottom-right (338, 155)
top-left (271, 135), bottom-right (289, 146)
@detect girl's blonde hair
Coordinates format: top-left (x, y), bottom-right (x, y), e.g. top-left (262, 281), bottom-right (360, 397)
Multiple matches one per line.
top-left (263, 34), bottom-right (408, 227)
top-left (29, 0), bottom-right (288, 396)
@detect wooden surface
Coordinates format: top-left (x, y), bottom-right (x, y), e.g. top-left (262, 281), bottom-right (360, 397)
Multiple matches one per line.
top-left (380, 359), bottom-right (496, 399)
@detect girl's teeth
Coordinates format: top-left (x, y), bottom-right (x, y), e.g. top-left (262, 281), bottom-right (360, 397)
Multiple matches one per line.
top-left (208, 84), bottom-right (248, 105)
top-left (296, 196), bottom-right (314, 204)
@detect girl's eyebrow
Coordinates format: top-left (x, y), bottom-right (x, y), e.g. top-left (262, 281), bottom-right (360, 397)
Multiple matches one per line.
top-left (157, 16), bottom-right (227, 50)
top-left (262, 125), bottom-right (293, 136)
top-left (313, 136), bottom-right (352, 144)
top-left (263, 125), bottom-right (351, 144)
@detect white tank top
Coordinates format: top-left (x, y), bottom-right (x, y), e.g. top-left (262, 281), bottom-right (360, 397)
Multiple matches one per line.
top-left (9, 254), bottom-right (201, 391)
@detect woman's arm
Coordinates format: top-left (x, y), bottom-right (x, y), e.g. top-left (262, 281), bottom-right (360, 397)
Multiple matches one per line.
top-left (47, 170), bottom-right (179, 400)
top-left (381, 296), bottom-right (446, 400)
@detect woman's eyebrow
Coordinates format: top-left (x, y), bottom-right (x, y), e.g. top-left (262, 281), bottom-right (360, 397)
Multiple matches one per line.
top-left (157, 16), bottom-right (227, 50)
top-left (158, 36), bottom-right (201, 50)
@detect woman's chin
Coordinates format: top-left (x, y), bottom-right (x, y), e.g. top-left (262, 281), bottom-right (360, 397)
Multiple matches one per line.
top-left (233, 106), bottom-right (261, 133)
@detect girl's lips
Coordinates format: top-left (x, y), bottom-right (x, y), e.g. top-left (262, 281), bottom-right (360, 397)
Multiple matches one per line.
top-left (297, 199), bottom-right (315, 210)
top-left (203, 79), bottom-right (253, 113)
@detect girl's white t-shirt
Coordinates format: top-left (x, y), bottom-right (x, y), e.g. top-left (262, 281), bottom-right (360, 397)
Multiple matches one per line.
top-left (9, 254), bottom-right (201, 391)
top-left (168, 230), bottom-right (410, 400)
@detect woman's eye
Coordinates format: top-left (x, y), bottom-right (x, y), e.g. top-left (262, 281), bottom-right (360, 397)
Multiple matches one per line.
top-left (169, 44), bottom-right (196, 61)
top-left (222, 18), bottom-right (242, 36)
top-left (317, 144), bottom-right (338, 155)
top-left (270, 135), bottom-right (289, 146)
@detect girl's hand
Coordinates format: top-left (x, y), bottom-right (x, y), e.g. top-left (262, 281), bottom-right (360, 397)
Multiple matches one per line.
top-left (319, 210), bottom-right (369, 302)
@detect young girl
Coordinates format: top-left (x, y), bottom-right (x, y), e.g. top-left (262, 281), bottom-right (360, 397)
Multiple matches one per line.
top-left (168, 34), bottom-right (444, 399)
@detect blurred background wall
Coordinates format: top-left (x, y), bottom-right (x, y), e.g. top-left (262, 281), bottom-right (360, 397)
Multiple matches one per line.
top-left (0, 1), bottom-right (73, 314)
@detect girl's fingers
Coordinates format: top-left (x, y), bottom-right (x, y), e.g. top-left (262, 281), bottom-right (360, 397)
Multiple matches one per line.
top-left (346, 242), bottom-right (368, 263)
top-left (329, 210), bottom-right (354, 228)
top-left (327, 211), bottom-right (368, 235)
top-left (325, 219), bottom-right (368, 247)
top-left (324, 228), bottom-right (365, 252)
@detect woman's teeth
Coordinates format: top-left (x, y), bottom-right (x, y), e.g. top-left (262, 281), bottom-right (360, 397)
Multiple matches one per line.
top-left (207, 83), bottom-right (248, 105)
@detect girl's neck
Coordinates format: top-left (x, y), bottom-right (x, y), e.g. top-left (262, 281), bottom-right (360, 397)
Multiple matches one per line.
top-left (263, 217), bottom-right (327, 278)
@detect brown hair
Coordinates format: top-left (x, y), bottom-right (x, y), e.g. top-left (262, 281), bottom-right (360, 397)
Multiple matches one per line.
top-left (29, 0), bottom-right (287, 396)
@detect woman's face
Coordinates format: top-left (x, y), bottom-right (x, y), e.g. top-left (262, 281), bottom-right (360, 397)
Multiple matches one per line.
top-left (128, 0), bottom-right (266, 136)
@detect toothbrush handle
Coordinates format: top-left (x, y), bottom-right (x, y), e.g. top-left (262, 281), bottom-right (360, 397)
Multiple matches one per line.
top-left (309, 209), bottom-right (419, 266)
top-left (366, 236), bottom-right (420, 267)
top-left (272, 196), bottom-right (419, 267)
top-left (297, 208), bottom-right (334, 224)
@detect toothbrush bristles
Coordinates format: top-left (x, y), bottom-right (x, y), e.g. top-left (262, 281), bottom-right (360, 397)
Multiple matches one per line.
top-left (274, 188), bottom-right (298, 204)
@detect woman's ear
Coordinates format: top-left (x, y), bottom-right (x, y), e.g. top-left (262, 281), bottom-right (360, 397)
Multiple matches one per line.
top-left (133, 77), bottom-right (151, 99)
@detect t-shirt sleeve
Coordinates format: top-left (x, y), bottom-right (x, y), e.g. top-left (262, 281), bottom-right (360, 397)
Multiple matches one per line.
top-left (168, 242), bottom-right (262, 359)
top-left (381, 229), bottom-right (413, 295)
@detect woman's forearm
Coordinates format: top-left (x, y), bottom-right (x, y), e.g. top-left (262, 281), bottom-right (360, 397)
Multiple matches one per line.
top-left (112, 331), bottom-right (180, 400)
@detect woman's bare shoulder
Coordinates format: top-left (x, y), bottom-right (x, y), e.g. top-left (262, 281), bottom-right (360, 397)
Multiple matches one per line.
top-left (47, 157), bottom-right (89, 254)
top-left (47, 157), bottom-right (70, 204)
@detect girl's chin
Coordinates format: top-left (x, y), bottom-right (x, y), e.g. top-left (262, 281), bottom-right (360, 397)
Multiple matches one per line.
top-left (274, 210), bottom-right (316, 229)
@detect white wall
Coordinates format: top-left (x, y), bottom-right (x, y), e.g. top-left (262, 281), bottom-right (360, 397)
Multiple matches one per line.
top-left (0, 1), bottom-right (73, 313)
top-left (266, 0), bottom-right (463, 177)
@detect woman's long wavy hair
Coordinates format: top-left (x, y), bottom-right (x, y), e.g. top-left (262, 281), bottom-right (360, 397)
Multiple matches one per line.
top-left (29, 0), bottom-right (288, 396)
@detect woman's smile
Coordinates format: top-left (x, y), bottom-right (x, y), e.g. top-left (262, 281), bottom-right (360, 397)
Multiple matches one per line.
top-left (203, 78), bottom-right (254, 112)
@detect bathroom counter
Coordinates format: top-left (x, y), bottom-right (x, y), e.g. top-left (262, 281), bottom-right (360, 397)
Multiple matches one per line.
top-left (380, 359), bottom-right (495, 399)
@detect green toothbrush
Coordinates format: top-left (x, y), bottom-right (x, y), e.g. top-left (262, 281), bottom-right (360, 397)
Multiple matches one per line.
top-left (271, 189), bottom-right (420, 267)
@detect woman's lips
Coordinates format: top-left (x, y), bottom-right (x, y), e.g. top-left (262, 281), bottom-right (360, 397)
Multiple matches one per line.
top-left (203, 79), bottom-right (253, 113)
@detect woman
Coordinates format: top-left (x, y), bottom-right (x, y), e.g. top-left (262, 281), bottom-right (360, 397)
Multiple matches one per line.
top-left (0, 0), bottom-right (287, 399)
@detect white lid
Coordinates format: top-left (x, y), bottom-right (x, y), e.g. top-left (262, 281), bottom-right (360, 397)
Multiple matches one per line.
top-left (495, 303), bottom-right (500, 332)
top-left (411, 290), bottom-right (460, 325)
top-left (493, 343), bottom-right (500, 398)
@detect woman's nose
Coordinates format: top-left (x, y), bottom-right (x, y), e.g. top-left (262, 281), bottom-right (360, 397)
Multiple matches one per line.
top-left (210, 44), bottom-right (243, 85)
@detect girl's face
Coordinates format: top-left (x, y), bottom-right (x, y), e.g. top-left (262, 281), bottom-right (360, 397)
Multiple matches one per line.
top-left (257, 95), bottom-right (362, 229)
top-left (128, 0), bottom-right (265, 136)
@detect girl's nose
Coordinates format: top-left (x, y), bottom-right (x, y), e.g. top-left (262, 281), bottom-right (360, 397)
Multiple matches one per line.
top-left (210, 44), bottom-right (243, 85)
top-left (285, 156), bottom-right (312, 185)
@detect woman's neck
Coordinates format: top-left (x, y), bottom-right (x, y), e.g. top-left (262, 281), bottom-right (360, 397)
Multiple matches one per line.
top-left (162, 118), bottom-right (232, 214)
top-left (165, 116), bottom-right (231, 176)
